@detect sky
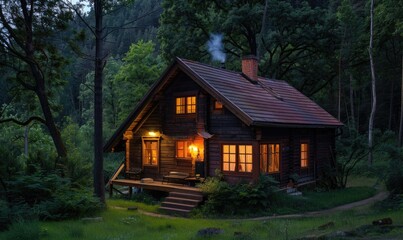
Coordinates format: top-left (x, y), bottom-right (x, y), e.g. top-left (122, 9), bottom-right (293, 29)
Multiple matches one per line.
top-left (68, 0), bottom-right (91, 13)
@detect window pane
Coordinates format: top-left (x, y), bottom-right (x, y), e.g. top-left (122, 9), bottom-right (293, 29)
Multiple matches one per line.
top-left (187, 96), bottom-right (196, 113)
top-left (223, 163), bottom-right (229, 171)
top-left (301, 143), bottom-right (308, 168)
top-left (268, 144), bottom-right (280, 173)
top-left (230, 163), bottom-right (236, 171)
top-left (143, 140), bottom-right (158, 166)
top-left (239, 145), bottom-right (252, 172)
top-left (260, 144), bottom-right (268, 173)
top-left (176, 97), bottom-right (186, 114)
top-left (223, 145), bottom-right (236, 172)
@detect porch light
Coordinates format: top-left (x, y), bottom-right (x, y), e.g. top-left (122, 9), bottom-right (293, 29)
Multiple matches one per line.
top-left (188, 144), bottom-right (199, 159)
top-left (148, 131), bottom-right (157, 137)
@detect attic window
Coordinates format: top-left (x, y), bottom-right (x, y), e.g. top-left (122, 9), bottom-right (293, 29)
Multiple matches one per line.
top-left (214, 100), bottom-right (223, 109)
top-left (176, 96), bottom-right (196, 114)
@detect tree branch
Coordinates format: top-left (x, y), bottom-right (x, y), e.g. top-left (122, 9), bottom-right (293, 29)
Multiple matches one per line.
top-left (0, 116), bottom-right (46, 125)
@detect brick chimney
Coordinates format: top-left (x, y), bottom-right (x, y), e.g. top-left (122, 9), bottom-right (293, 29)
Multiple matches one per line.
top-left (242, 55), bottom-right (258, 81)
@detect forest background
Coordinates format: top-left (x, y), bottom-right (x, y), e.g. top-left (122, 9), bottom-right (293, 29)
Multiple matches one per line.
top-left (0, 0), bottom-right (402, 223)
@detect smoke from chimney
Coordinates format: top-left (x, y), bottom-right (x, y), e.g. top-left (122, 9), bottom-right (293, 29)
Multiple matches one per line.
top-left (207, 33), bottom-right (226, 63)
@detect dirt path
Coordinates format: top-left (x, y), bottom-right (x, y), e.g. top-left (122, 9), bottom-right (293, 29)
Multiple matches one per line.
top-left (249, 191), bottom-right (389, 221)
top-left (136, 191), bottom-right (389, 220)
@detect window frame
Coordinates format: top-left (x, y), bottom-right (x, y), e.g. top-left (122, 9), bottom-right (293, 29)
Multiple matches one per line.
top-left (300, 142), bottom-right (309, 168)
top-left (141, 137), bottom-right (160, 167)
top-left (222, 144), bottom-right (253, 173)
top-left (260, 143), bottom-right (281, 174)
top-left (175, 95), bottom-right (196, 114)
top-left (176, 140), bottom-right (192, 160)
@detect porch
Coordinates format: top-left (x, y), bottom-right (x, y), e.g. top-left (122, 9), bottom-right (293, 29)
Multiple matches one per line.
top-left (109, 178), bottom-right (202, 196)
top-left (108, 163), bottom-right (204, 216)
top-left (107, 162), bottom-right (203, 197)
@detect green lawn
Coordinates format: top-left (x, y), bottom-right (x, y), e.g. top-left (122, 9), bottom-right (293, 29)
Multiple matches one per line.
top-left (1, 178), bottom-right (401, 240)
top-left (2, 199), bottom-right (402, 240)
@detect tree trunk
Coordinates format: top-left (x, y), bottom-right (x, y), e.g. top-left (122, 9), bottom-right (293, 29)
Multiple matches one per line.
top-left (388, 78), bottom-right (394, 130)
top-left (349, 73), bottom-right (355, 129)
top-left (93, 0), bottom-right (105, 204)
top-left (26, 52), bottom-right (67, 159)
top-left (368, 0), bottom-right (376, 165)
top-left (36, 85), bottom-right (67, 159)
top-left (399, 54), bottom-right (403, 146)
top-left (338, 54), bottom-right (342, 122)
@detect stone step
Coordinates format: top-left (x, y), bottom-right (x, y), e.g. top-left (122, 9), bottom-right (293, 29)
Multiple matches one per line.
top-left (159, 206), bottom-right (191, 217)
top-left (164, 196), bottom-right (201, 205)
top-left (169, 191), bottom-right (203, 201)
top-left (161, 201), bottom-right (196, 211)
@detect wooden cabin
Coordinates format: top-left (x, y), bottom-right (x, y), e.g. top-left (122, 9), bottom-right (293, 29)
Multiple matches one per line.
top-left (104, 56), bottom-right (342, 188)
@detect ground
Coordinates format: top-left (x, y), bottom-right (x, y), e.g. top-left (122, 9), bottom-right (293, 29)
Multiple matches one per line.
top-left (1, 176), bottom-right (402, 240)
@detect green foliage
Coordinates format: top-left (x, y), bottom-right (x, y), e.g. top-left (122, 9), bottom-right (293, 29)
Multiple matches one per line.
top-left (199, 174), bottom-right (278, 216)
top-left (79, 40), bottom-right (164, 134)
top-left (36, 188), bottom-right (101, 220)
top-left (0, 200), bottom-right (10, 231)
top-left (61, 119), bottom-right (93, 186)
top-left (1, 220), bottom-right (41, 240)
top-left (112, 40), bottom-right (165, 121)
top-left (383, 145), bottom-right (403, 194)
top-left (321, 128), bottom-right (396, 189)
top-left (159, 0), bottom-right (338, 96)
top-left (5, 171), bottom-right (101, 222)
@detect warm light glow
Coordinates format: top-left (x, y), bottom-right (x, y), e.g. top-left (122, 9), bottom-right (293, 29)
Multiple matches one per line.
top-left (148, 131), bottom-right (157, 137)
top-left (188, 144), bottom-right (199, 159)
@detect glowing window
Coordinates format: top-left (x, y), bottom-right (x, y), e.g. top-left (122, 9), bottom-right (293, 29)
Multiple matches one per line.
top-left (214, 100), bottom-right (223, 109)
top-left (143, 140), bottom-right (158, 166)
top-left (260, 144), bottom-right (280, 173)
top-left (176, 96), bottom-right (196, 114)
top-left (300, 143), bottom-right (309, 168)
top-left (176, 140), bottom-right (192, 159)
top-left (222, 144), bottom-right (252, 173)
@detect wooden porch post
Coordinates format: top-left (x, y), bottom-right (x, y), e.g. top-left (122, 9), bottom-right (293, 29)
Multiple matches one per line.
top-left (124, 131), bottom-right (133, 172)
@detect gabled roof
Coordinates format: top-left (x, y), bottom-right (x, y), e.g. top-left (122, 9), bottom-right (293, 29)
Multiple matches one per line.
top-left (104, 57), bottom-right (342, 152)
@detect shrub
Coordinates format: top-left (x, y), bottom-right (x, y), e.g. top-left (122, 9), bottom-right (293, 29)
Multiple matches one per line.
top-left (386, 159), bottom-right (403, 194)
top-left (0, 200), bottom-right (10, 231)
top-left (37, 188), bottom-right (101, 220)
top-left (2, 220), bottom-right (41, 240)
top-left (199, 174), bottom-right (278, 216)
top-left (5, 171), bottom-right (101, 221)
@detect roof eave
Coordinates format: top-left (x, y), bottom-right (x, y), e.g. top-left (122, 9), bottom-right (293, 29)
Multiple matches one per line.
top-left (252, 121), bottom-right (343, 128)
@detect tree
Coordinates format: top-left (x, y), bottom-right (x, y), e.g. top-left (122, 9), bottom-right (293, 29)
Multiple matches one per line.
top-left (368, 0), bottom-right (376, 165)
top-left (158, 0), bottom-right (339, 97)
top-left (0, 0), bottom-right (72, 158)
top-left (69, 0), bottom-right (163, 203)
top-left (113, 40), bottom-right (164, 121)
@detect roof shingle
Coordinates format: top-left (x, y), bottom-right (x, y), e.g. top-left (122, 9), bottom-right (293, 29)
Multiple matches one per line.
top-left (178, 58), bottom-right (342, 127)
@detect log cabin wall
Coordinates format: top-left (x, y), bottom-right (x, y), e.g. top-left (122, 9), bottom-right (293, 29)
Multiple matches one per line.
top-left (128, 107), bottom-right (162, 179)
top-left (125, 71), bottom-right (337, 183)
top-left (128, 73), bottom-right (207, 179)
top-left (208, 97), bottom-right (257, 184)
top-left (260, 128), bottom-right (292, 185)
top-left (315, 128), bottom-right (336, 180)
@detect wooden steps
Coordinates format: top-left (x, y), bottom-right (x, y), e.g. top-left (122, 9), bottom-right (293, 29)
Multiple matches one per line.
top-left (160, 191), bottom-right (204, 216)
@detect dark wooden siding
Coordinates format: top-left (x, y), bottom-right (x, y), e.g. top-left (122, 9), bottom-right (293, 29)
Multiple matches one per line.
top-left (128, 73), bottom-right (207, 179)
top-left (124, 71), bottom-right (337, 185)
top-left (207, 97), bottom-right (257, 184)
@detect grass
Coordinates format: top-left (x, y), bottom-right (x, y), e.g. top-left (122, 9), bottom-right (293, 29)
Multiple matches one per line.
top-left (0, 176), bottom-right (398, 240)
top-left (266, 186), bottom-right (376, 216)
top-left (1, 200), bottom-right (401, 240)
